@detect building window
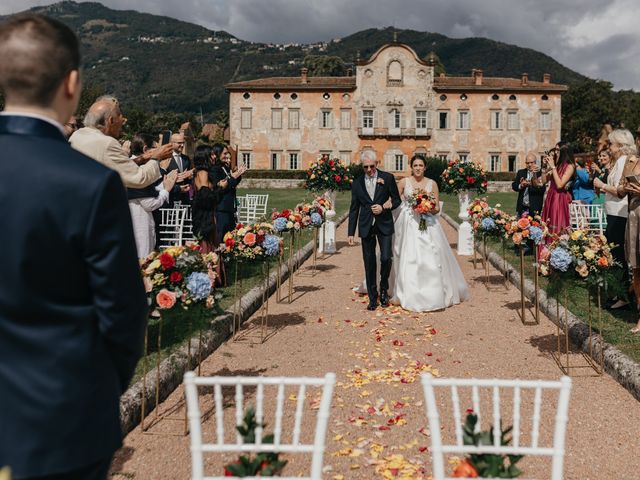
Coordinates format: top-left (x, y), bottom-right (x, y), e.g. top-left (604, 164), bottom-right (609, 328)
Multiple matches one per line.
top-left (490, 110), bottom-right (501, 129)
top-left (540, 111), bottom-right (551, 130)
top-left (322, 92), bottom-right (331, 100)
top-left (241, 152), bottom-right (252, 169)
top-left (457, 111), bottom-right (470, 130)
top-left (507, 111), bottom-right (519, 130)
top-left (458, 153), bottom-right (469, 162)
top-left (288, 152), bottom-right (299, 170)
top-left (240, 108), bottom-right (252, 129)
top-left (394, 154), bottom-right (405, 171)
top-left (508, 154), bottom-right (517, 172)
top-left (273, 92), bottom-right (281, 100)
top-left (271, 108), bottom-right (282, 129)
top-left (390, 109), bottom-right (401, 129)
top-left (416, 110), bottom-right (427, 129)
top-left (339, 151), bottom-right (351, 165)
top-left (270, 152), bottom-right (281, 170)
top-left (340, 109), bottom-right (351, 129)
top-left (509, 94), bottom-right (517, 101)
top-left (320, 109), bottom-right (333, 128)
top-left (288, 109), bottom-right (299, 129)
top-left (439, 94), bottom-right (447, 101)
top-left (242, 92), bottom-right (250, 100)
top-left (491, 94), bottom-right (500, 100)
top-left (489, 154), bottom-right (501, 172)
top-left (290, 92), bottom-right (298, 100)
top-left (437, 152), bottom-right (449, 161)
top-left (438, 111), bottom-right (449, 129)
top-left (362, 109), bottom-right (374, 129)
top-left (320, 150), bottom-right (332, 160)
top-left (387, 60), bottom-right (403, 86)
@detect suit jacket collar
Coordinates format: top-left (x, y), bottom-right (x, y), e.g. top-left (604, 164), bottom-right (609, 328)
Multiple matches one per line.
top-left (0, 114), bottom-right (66, 143)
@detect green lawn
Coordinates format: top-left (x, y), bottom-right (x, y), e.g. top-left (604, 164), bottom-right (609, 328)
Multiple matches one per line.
top-left (440, 190), bottom-right (640, 363)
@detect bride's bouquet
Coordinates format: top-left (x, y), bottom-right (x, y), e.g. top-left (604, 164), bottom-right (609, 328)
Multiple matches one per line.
top-left (408, 189), bottom-right (437, 231)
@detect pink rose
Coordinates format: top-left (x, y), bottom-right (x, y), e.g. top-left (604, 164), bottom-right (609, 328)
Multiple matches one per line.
top-left (156, 289), bottom-right (176, 309)
top-left (512, 232), bottom-right (523, 245)
top-left (243, 232), bottom-right (257, 246)
top-left (539, 246), bottom-right (551, 261)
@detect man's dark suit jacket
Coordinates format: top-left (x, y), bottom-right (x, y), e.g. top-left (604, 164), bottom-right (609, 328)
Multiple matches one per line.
top-left (0, 115), bottom-right (148, 478)
top-left (348, 170), bottom-right (402, 238)
top-left (511, 168), bottom-right (545, 216)
top-left (209, 164), bottom-right (242, 213)
top-left (166, 152), bottom-right (192, 204)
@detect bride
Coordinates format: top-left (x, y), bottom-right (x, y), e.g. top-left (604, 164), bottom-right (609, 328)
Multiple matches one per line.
top-left (390, 155), bottom-right (469, 311)
top-left (356, 155), bottom-right (469, 312)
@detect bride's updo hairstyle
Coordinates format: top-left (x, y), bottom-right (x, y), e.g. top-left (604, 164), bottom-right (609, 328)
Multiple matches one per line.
top-left (410, 154), bottom-right (426, 168)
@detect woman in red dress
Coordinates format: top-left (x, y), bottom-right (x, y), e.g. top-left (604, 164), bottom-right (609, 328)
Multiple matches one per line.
top-left (537, 143), bottom-right (576, 240)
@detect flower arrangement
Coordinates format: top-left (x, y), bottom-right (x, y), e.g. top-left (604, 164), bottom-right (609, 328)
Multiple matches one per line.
top-left (313, 194), bottom-right (333, 213)
top-left (538, 229), bottom-right (616, 283)
top-left (408, 188), bottom-right (437, 231)
top-left (504, 214), bottom-right (548, 247)
top-left (223, 223), bottom-right (282, 261)
top-left (468, 198), bottom-right (512, 239)
top-left (440, 159), bottom-right (488, 194)
top-left (271, 209), bottom-right (303, 233)
top-left (294, 202), bottom-right (326, 228)
top-left (223, 407), bottom-right (288, 477)
top-left (140, 243), bottom-right (220, 311)
top-left (304, 155), bottom-right (353, 192)
top-left (452, 411), bottom-right (523, 478)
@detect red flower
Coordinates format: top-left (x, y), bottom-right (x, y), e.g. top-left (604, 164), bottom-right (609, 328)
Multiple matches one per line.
top-left (282, 209), bottom-right (290, 217)
top-left (169, 271), bottom-right (183, 283)
top-left (328, 160), bottom-right (335, 167)
top-left (225, 237), bottom-right (235, 248)
top-left (235, 223), bottom-right (244, 230)
top-left (334, 175), bottom-right (342, 182)
top-left (466, 176), bottom-right (475, 184)
top-left (158, 252), bottom-right (175, 270)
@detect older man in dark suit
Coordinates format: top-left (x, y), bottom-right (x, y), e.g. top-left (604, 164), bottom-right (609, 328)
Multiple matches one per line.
top-left (348, 150), bottom-right (402, 310)
top-left (0, 14), bottom-right (148, 480)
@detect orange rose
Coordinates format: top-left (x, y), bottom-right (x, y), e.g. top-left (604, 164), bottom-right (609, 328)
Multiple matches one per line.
top-left (156, 289), bottom-right (176, 309)
top-left (517, 217), bottom-right (530, 229)
top-left (522, 229), bottom-right (530, 237)
top-left (512, 232), bottom-right (523, 245)
top-left (243, 232), bottom-right (257, 246)
top-left (597, 257), bottom-right (609, 267)
top-left (453, 459), bottom-right (478, 478)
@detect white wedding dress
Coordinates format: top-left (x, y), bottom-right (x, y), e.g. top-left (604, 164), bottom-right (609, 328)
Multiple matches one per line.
top-left (355, 179), bottom-right (469, 312)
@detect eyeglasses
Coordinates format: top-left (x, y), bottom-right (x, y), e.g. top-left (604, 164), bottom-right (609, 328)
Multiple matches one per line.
top-left (363, 165), bottom-right (376, 170)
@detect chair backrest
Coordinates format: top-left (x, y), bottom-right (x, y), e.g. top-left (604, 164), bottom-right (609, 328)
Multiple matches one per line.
top-left (237, 195), bottom-right (259, 225)
top-left (180, 204), bottom-right (196, 243)
top-left (184, 372), bottom-right (336, 480)
top-left (158, 207), bottom-right (186, 248)
top-left (246, 194), bottom-right (269, 220)
top-left (420, 374), bottom-right (572, 480)
top-left (569, 201), bottom-right (605, 234)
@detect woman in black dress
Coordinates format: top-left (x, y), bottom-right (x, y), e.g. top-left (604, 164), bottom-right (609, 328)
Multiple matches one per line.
top-left (191, 145), bottom-right (224, 253)
top-left (209, 143), bottom-right (247, 241)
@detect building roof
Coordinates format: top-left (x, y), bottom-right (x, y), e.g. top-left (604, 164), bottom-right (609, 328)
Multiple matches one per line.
top-left (226, 76), bottom-right (357, 91)
top-left (434, 76), bottom-right (567, 92)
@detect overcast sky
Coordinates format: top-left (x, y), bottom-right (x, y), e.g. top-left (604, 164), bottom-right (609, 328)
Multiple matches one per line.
top-left (2, 0), bottom-right (639, 90)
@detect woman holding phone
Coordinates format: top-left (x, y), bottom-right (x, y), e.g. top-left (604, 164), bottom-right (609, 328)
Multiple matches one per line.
top-left (594, 130), bottom-right (633, 310)
top-left (536, 143), bottom-right (575, 240)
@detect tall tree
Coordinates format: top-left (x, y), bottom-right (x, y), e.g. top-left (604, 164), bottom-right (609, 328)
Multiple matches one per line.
top-left (303, 55), bottom-right (347, 76)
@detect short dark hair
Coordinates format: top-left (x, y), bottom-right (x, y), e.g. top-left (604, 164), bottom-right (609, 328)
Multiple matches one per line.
top-left (130, 133), bottom-right (156, 156)
top-left (0, 14), bottom-right (80, 107)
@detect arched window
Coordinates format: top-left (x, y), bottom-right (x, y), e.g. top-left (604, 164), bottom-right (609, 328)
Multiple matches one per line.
top-left (387, 60), bottom-right (403, 86)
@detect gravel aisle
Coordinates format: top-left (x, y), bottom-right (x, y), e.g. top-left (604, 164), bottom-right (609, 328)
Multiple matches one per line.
top-left (113, 219), bottom-right (640, 480)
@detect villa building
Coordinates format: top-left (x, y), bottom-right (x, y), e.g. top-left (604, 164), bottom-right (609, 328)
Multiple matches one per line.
top-left (225, 42), bottom-right (567, 173)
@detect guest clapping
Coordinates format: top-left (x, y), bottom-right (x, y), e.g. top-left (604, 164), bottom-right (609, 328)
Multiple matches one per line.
top-left (572, 157), bottom-right (595, 204)
top-left (536, 143), bottom-right (575, 239)
top-left (210, 143), bottom-right (247, 241)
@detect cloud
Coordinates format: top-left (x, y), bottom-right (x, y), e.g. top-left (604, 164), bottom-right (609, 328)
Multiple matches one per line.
top-left (1, 0), bottom-right (638, 89)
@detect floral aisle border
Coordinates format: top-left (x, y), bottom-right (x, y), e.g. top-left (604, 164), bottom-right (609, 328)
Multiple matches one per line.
top-left (440, 211), bottom-right (640, 402)
top-left (119, 212), bottom-right (349, 436)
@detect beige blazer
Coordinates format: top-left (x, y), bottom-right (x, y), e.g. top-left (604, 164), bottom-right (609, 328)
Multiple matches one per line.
top-left (69, 127), bottom-right (160, 188)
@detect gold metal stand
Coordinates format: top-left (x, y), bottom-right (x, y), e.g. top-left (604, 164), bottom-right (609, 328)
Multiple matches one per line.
top-left (299, 227), bottom-right (319, 277)
top-left (502, 241), bottom-right (510, 290)
top-left (554, 288), bottom-right (603, 376)
top-left (259, 261), bottom-right (271, 342)
top-left (533, 247), bottom-right (540, 323)
top-left (278, 232), bottom-right (295, 303)
top-left (473, 237), bottom-right (478, 269)
top-left (276, 252), bottom-right (283, 302)
top-left (483, 235), bottom-right (490, 286)
top-left (519, 246), bottom-right (526, 323)
top-left (232, 261), bottom-right (243, 339)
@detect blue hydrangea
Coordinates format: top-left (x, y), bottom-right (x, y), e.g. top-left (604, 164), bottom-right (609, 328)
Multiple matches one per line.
top-left (262, 234), bottom-right (280, 256)
top-left (186, 272), bottom-right (212, 301)
top-left (550, 247), bottom-right (573, 272)
top-left (481, 217), bottom-right (496, 231)
top-left (310, 212), bottom-right (323, 226)
top-left (273, 217), bottom-right (288, 232)
top-left (528, 226), bottom-right (544, 245)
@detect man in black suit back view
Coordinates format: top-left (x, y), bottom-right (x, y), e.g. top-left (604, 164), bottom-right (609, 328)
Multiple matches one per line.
top-left (0, 14), bottom-right (148, 480)
top-left (348, 150), bottom-right (402, 310)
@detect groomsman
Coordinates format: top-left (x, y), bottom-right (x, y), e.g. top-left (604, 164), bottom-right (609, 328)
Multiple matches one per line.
top-left (348, 150), bottom-right (401, 310)
top-left (166, 133), bottom-right (194, 205)
top-left (0, 14), bottom-right (148, 479)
